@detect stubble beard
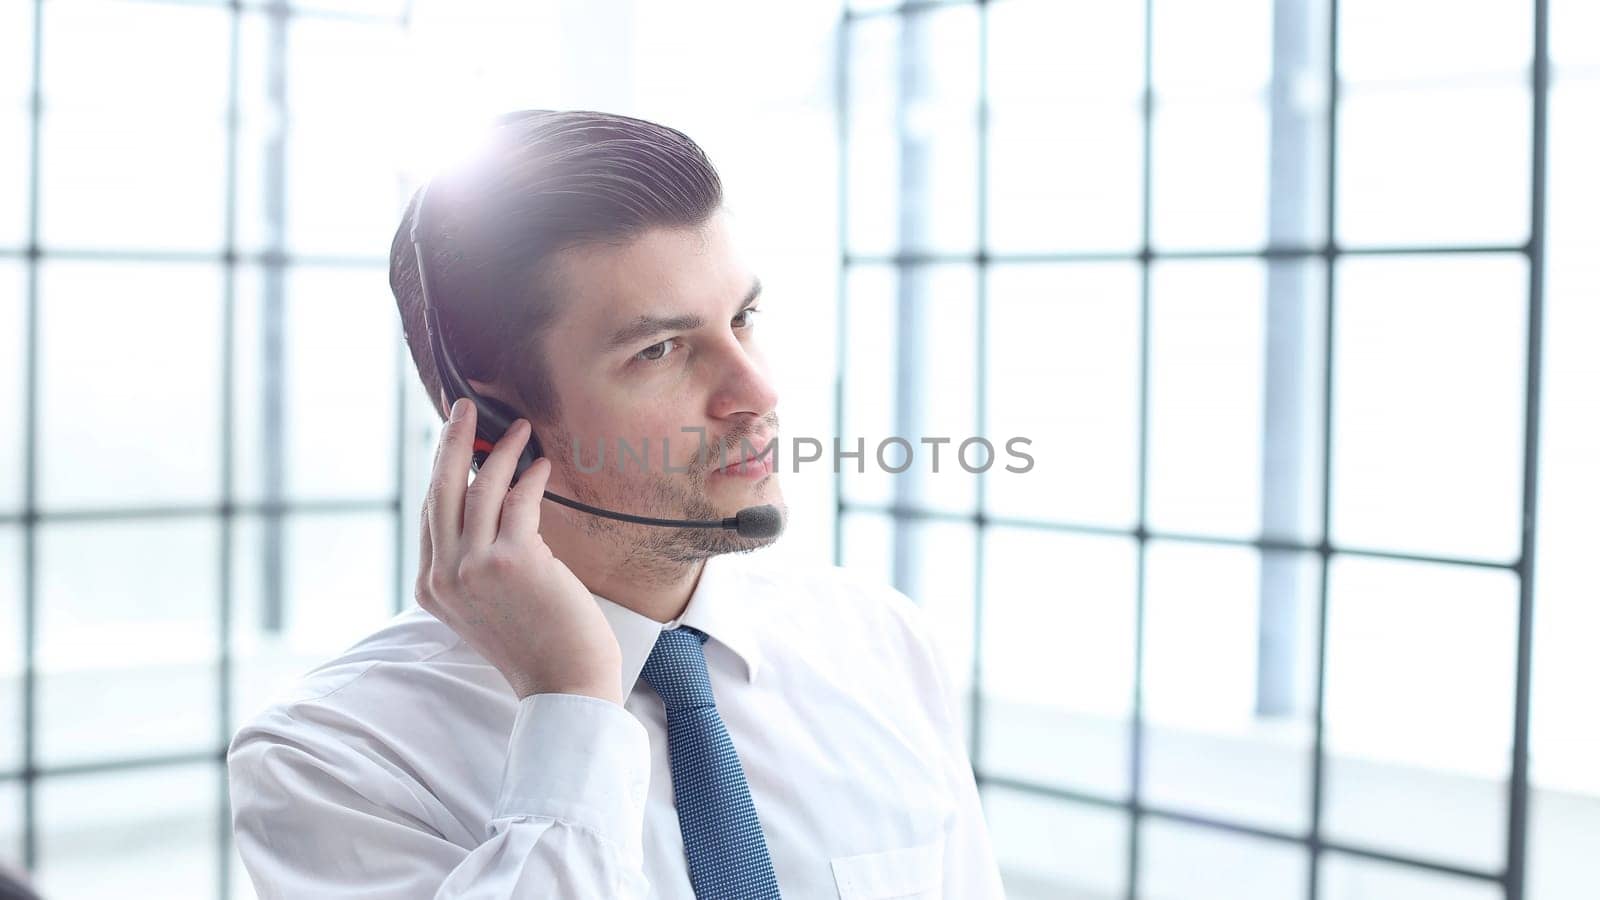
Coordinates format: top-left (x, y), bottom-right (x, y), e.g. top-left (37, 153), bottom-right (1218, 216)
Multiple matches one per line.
top-left (545, 422), bottom-right (785, 581)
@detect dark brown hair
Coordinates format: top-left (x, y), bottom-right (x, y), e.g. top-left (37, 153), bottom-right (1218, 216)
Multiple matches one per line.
top-left (389, 109), bottom-right (724, 424)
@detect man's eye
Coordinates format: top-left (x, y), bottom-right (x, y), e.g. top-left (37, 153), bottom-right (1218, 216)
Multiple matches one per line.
top-left (635, 338), bottom-right (678, 363)
top-left (734, 307), bottom-right (761, 328)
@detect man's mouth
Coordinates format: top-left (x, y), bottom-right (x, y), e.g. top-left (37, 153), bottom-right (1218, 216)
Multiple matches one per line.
top-left (710, 433), bottom-right (777, 478)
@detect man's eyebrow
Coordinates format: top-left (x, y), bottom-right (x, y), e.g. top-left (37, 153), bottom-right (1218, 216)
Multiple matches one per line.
top-left (602, 277), bottom-right (763, 352)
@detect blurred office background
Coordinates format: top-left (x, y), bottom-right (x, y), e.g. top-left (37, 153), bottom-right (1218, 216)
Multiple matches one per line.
top-left (0, 0), bottom-right (1596, 897)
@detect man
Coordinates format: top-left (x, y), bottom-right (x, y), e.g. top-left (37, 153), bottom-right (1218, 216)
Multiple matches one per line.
top-left (227, 109), bottom-right (1005, 898)
top-left (0, 865), bottom-right (41, 900)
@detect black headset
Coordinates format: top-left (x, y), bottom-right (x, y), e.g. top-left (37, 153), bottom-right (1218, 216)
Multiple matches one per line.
top-left (410, 185), bottom-right (544, 482)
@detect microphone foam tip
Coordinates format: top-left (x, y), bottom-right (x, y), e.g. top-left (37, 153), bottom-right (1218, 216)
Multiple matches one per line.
top-left (734, 504), bottom-right (784, 539)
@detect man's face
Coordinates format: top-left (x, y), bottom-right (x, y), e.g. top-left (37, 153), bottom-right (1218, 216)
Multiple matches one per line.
top-left (532, 208), bottom-right (785, 561)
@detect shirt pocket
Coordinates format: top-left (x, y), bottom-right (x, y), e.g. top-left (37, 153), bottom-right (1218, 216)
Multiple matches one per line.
top-left (829, 835), bottom-right (945, 900)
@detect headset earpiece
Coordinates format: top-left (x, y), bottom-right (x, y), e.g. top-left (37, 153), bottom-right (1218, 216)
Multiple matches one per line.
top-left (466, 392), bottom-right (543, 486)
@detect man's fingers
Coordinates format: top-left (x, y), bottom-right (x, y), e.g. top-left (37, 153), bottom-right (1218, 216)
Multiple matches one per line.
top-left (497, 456), bottom-right (552, 548)
top-left (425, 398), bottom-right (476, 563)
top-left (463, 418), bottom-right (531, 547)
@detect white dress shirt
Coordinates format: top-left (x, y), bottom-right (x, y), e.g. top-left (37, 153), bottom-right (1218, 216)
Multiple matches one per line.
top-left (227, 549), bottom-right (1006, 899)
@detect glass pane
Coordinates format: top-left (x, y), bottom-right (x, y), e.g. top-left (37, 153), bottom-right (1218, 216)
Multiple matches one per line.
top-left (898, 5), bottom-right (978, 256)
top-left (38, 261), bottom-right (224, 510)
top-left (1319, 853), bottom-right (1501, 900)
top-left (0, 780), bottom-right (19, 873)
top-left (987, 102), bottom-right (1145, 255)
top-left (984, 262), bottom-right (1141, 529)
top-left (236, 264), bottom-right (405, 505)
top-left (840, 263), bottom-right (976, 515)
top-left (230, 843), bottom-right (255, 900)
top-left (1151, 100), bottom-right (1270, 251)
top-left (41, 0), bottom-right (231, 116)
top-left (272, 10), bottom-right (411, 259)
top-left (290, 0), bottom-right (408, 18)
top-left (281, 266), bottom-right (400, 501)
top-left (36, 518), bottom-right (220, 767)
top-left (1147, 260), bottom-right (1266, 539)
top-left (0, 111), bottom-right (25, 250)
top-left (286, 510), bottom-right (395, 653)
top-left (848, 0), bottom-right (965, 11)
top-left (840, 264), bottom-right (896, 507)
top-left (286, 509), bottom-right (392, 640)
top-left (985, 784), bottom-right (1128, 900)
top-left (38, 112), bottom-right (227, 252)
top-left (1528, 785), bottom-right (1600, 900)
top-left (981, 528), bottom-right (1136, 798)
top-left (836, 510), bottom-right (894, 589)
top-left (229, 263), bottom-right (269, 506)
top-left (844, 16), bottom-right (900, 257)
top-left (901, 264), bottom-right (976, 514)
top-left (233, 14), bottom-right (406, 259)
top-left (232, 115), bottom-right (272, 258)
top-left (1260, 261), bottom-right (1329, 544)
top-left (1324, 556), bottom-right (1518, 869)
top-left (1143, 543), bottom-right (1318, 832)
top-left (988, 0), bottom-right (1144, 105)
top-left (1141, 545), bottom-right (1257, 716)
top-left (1531, 72), bottom-right (1600, 900)
top-left (846, 6), bottom-right (978, 256)
top-left (285, 18), bottom-right (407, 120)
top-left (285, 122), bottom-right (410, 257)
top-left (1140, 819), bottom-right (1308, 900)
top-left (1532, 77), bottom-right (1600, 802)
top-left (1547, 78), bottom-right (1599, 256)
top-left (0, 261), bottom-right (22, 513)
top-left (0, 526), bottom-right (19, 775)
top-left (230, 512), bottom-right (291, 733)
top-left (1552, 0), bottom-right (1600, 69)
top-left (35, 763), bottom-right (218, 899)
top-left (1340, 0), bottom-right (1529, 84)
top-left (0, 2), bottom-right (31, 109)
top-left (1337, 85), bottom-right (1530, 248)
top-left (234, 12), bottom-right (278, 259)
top-left (1263, 0), bottom-right (1332, 250)
top-left (253, 18), bottom-right (395, 262)
top-left (1330, 254), bottom-right (1527, 562)
top-left (1151, 0), bottom-right (1275, 99)
top-left (288, 17), bottom-right (412, 254)
top-left (231, 511), bottom-right (397, 732)
top-left (900, 520), bottom-right (976, 744)
top-left (986, 0), bottom-right (1143, 254)
top-left (753, 243), bottom-right (839, 568)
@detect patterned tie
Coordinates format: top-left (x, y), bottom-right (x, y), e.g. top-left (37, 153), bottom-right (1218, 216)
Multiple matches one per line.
top-left (640, 625), bottom-right (782, 899)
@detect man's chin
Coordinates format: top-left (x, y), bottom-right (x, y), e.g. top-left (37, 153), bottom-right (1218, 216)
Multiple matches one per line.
top-left (706, 474), bottom-right (781, 509)
top-left (699, 484), bottom-right (786, 539)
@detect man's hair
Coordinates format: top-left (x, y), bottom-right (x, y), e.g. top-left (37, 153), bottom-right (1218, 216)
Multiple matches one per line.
top-left (389, 109), bottom-right (724, 424)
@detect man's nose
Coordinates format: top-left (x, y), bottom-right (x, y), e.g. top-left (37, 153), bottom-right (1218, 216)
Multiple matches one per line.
top-left (707, 341), bottom-right (779, 420)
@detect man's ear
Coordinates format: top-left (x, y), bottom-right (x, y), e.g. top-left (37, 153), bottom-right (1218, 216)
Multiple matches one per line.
top-left (464, 377), bottom-right (512, 406)
top-left (464, 378), bottom-right (542, 430)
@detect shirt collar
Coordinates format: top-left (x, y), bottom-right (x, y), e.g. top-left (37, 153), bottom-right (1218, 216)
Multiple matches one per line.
top-left (589, 552), bottom-right (765, 697)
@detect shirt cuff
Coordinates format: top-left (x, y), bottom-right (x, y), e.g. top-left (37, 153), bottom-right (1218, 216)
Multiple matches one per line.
top-left (494, 692), bottom-right (652, 857)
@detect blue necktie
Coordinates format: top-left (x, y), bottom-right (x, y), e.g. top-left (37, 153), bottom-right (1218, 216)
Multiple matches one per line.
top-left (640, 625), bottom-right (782, 899)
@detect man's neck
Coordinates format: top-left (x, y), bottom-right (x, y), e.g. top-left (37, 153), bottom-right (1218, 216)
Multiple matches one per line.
top-left (539, 514), bottom-right (707, 624)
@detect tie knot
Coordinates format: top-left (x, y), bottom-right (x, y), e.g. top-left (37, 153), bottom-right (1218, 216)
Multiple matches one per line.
top-left (640, 626), bottom-right (716, 711)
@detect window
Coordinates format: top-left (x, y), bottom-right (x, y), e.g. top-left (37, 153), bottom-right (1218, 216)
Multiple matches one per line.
top-left (1, 2), bottom-right (413, 897)
top-left (836, 1), bottom-right (1597, 898)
